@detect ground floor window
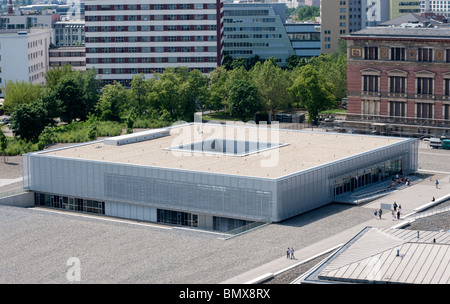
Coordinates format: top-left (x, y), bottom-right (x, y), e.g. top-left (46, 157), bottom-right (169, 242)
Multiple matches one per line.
top-left (333, 158), bottom-right (403, 197)
top-left (213, 216), bottom-right (253, 233)
top-left (157, 209), bottom-right (198, 228)
top-left (35, 193), bottom-right (105, 215)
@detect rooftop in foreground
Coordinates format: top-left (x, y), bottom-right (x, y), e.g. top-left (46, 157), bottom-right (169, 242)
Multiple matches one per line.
top-left (300, 227), bottom-right (450, 284)
top-left (40, 123), bottom-right (407, 179)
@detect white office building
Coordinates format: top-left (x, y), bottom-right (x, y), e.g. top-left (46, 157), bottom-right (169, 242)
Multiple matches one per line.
top-left (0, 28), bottom-right (53, 97)
top-left (421, 0), bottom-right (450, 18)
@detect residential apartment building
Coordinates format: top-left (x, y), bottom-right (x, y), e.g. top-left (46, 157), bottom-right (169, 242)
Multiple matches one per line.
top-left (53, 20), bottom-right (85, 47)
top-left (321, 0), bottom-right (392, 54)
top-left (343, 27), bottom-right (450, 127)
top-left (223, 1), bottom-right (296, 66)
top-left (49, 46), bottom-right (86, 71)
top-left (84, 0), bottom-right (225, 87)
top-left (284, 22), bottom-right (321, 58)
top-left (390, 0), bottom-right (421, 19)
top-left (421, 0), bottom-right (450, 18)
top-left (320, 0), bottom-right (362, 54)
top-left (0, 12), bottom-right (59, 30)
top-left (0, 28), bottom-right (53, 97)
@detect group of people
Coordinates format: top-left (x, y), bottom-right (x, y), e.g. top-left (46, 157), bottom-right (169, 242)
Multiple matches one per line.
top-left (286, 247), bottom-right (295, 259)
top-left (391, 202), bottom-right (402, 220)
top-left (389, 175), bottom-right (411, 188)
top-left (373, 202), bottom-right (402, 220)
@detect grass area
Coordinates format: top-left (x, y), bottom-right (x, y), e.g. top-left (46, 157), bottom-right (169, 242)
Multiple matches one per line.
top-left (201, 111), bottom-right (249, 122)
top-left (320, 108), bottom-right (347, 115)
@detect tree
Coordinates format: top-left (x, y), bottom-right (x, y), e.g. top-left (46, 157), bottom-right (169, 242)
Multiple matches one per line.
top-left (2, 80), bottom-right (42, 114)
top-left (53, 68), bottom-right (100, 122)
top-left (150, 68), bottom-right (180, 120)
top-left (251, 58), bottom-right (293, 120)
top-left (9, 101), bottom-right (52, 142)
top-left (295, 5), bottom-right (320, 22)
top-left (289, 65), bottom-right (335, 124)
top-left (0, 130), bottom-right (7, 163)
top-left (54, 77), bottom-right (85, 123)
top-left (286, 54), bottom-right (307, 71)
top-left (206, 66), bottom-right (229, 112)
top-left (231, 58), bottom-right (246, 70)
top-left (176, 68), bottom-right (208, 121)
top-left (226, 67), bottom-right (260, 121)
top-left (96, 81), bottom-right (127, 122)
top-left (306, 52), bottom-right (347, 103)
top-left (129, 74), bottom-right (151, 115)
top-left (45, 64), bottom-right (73, 90)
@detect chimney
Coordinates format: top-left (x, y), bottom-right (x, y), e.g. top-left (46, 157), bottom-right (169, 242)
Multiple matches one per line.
top-left (8, 0), bottom-right (13, 15)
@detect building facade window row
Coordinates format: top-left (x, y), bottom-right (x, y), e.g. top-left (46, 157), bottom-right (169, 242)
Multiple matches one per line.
top-left (363, 46), bottom-right (450, 63)
top-left (86, 4), bottom-right (217, 11)
top-left (87, 14), bottom-right (217, 22)
top-left (86, 25), bottom-right (217, 32)
top-left (360, 70), bottom-right (450, 98)
top-left (86, 36), bottom-right (217, 43)
top-left (86, 46), bottom-right (217, 53)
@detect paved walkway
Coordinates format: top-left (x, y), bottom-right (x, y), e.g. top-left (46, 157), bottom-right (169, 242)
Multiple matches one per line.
top-left (0, 177), bottom-right (22, 188)
top-left (221, 172), bottom-right (450, 284)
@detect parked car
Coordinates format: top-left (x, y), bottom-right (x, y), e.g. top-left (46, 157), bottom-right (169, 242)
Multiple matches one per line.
top-left (429, 138), bottom-right (442, 149)
top-left (442, 139), bottom-right (450, 150)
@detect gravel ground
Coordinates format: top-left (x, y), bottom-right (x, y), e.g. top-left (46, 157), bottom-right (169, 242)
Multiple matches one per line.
top-left (0, 202), bottom-right (373, 284)
top-left (0, 136), bottom-right (449, 284)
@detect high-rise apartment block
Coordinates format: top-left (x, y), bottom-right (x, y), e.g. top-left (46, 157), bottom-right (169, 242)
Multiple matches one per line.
top-left (321, 0), bottom-right (363, 54)
top-left (84, 0), bottom-right (224, 86)
top-left (421, 0), bottom-right (450, 18)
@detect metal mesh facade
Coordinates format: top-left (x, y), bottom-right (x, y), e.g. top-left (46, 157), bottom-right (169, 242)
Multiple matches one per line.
top-left (22, 135), bottom-right (418, 224)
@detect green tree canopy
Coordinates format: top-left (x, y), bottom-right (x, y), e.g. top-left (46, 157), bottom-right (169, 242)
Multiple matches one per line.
top-left (251, 58), bottom-right (293, 119)
top-left (2, 80), bottom-right (42, 114)
top-left (295, 5), bottom-right (320, 22)
top-left (289, 65), bottom-right (335, 124)
top-left (226, 67), bottom-right (260, 121)
top-left (9, 101), bottom-right (52, 142)
top-left (52, 68), bottom-right (100, 122)
top-left (96, 81), bottom-right (127, 122)
top-left (44, 65), bottom-right (74, 90)
top-left (206, 66), bottom-right (229, 112)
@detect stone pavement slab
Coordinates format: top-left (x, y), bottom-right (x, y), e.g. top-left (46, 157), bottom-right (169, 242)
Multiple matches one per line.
top-left (220, 173), bottom-right (450, 284)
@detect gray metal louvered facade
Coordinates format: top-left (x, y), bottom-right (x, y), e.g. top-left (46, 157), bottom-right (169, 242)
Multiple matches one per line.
top-left (22, 134), bottom-right (418, 229)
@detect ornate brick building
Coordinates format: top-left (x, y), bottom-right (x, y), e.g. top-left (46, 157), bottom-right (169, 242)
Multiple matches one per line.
top-left (343, 27), bottom-right (450, 132)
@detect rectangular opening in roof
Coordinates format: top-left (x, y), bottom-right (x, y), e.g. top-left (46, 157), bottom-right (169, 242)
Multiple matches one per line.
top-left (166, 138), bottom-right (288, 157)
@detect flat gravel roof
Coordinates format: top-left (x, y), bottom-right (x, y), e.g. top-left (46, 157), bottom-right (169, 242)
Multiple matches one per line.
top-left (39, 124), bottom-right (406, 179)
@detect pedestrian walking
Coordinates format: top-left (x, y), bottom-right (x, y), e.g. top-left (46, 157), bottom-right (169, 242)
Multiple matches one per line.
top-left (392, 209), bottom-right (396, 220)
top-left (436, 179), bottom-right (439, 189)
top-left (374, 209), bottom-right (377, 219)
top-left (290, 247), bottom-right (295, 259)
top-left (286, 248), bottom-right (290, 259)
top-left (393, 202), bottom-right (398, 211)
top-left (397, 210), bottom-right (400, 220)
top-left (378, 208), bottom-right (383, 219)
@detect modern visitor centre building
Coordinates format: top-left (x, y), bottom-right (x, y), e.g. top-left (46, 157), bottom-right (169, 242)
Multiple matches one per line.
top-left (22, 122), bottom-right (418, 232)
